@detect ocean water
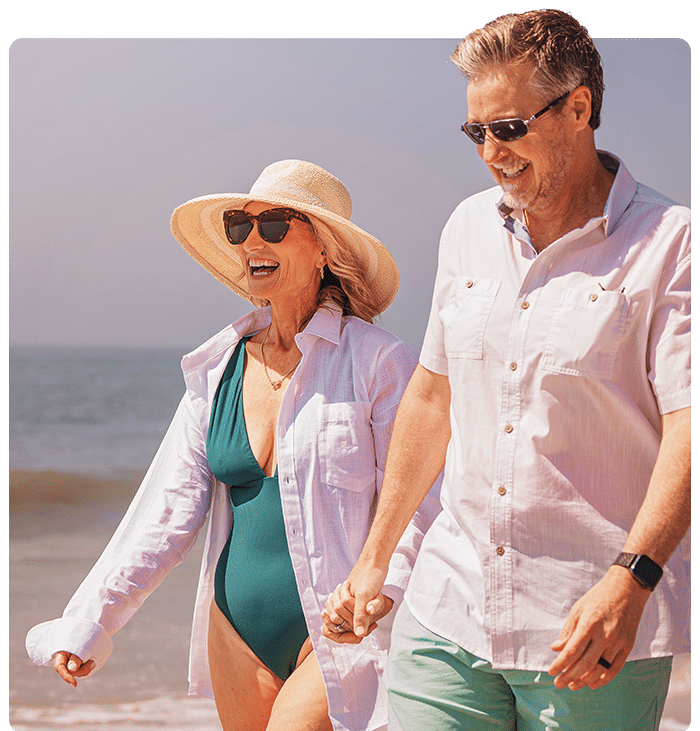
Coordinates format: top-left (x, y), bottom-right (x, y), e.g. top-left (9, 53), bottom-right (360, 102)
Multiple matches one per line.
top-left (9, 346), bottom-right (189, 477)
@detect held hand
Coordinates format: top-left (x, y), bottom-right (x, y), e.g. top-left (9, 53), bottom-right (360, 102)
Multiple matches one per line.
top-left (322, 582), bottom-right (365, 644)
top-left (548, 567), bottom-right (650, 691)
top-left (322, 564), bottom-right (394, 644)
top-left (54, 651), bottom-right (95, 687)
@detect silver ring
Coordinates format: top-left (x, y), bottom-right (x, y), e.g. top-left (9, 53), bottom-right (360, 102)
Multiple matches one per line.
top-left (334, 621), bottom-right (346, 633)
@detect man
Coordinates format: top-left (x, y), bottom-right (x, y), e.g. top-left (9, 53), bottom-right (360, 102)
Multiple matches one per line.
top-left (322, 10), bottom-right (690, 730)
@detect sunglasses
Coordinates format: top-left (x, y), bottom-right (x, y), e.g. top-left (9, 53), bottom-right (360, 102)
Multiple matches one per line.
top-left (460, 92), bottom-right (570, 145)
top-left (223, 207), bottom-right (311, 245)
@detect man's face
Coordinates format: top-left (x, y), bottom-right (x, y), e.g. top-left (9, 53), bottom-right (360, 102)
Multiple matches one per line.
top-left (466, 65), bottom-right (576, 214)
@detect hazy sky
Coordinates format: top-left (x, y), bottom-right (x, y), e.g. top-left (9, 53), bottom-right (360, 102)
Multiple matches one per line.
top-left (8, 8), bottom-right (692, 351)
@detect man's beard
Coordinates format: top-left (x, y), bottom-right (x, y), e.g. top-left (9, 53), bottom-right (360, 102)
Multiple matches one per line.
top-left (501, 146), bottom-right (575, 213)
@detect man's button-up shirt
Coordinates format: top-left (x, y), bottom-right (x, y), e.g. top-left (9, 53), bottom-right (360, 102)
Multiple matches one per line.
top-left (410, 152), bottom-right (690, 670)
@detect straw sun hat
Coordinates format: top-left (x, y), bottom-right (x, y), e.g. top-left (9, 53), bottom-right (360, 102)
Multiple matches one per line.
top-left (170, 159), bottom-right (399, 313)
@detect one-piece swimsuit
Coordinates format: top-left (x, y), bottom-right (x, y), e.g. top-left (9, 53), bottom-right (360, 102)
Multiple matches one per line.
top-left (207, 336), bottom-right (308, 680)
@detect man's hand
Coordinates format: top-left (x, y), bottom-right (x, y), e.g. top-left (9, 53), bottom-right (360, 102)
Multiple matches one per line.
top-left (550, 408), bottom-right (689, 691)
top-left (321, 563), bottom-right (393, 644)
top-left (548, 566), bottom-right (650, 690)
top-left (54, 651), bottom-right (95, 687)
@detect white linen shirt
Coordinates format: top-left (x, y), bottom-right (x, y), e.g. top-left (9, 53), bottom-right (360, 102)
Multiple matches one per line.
top-left (26, 303), bottom-right (440, 731)
top-left (408, 153), bottom-right (690, 671)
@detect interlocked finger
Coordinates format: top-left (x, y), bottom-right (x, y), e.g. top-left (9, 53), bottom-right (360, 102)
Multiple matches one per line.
top-left (324, 583), bottom-right (355, 632)
top-left (332, 618), bottom-right (348, 634)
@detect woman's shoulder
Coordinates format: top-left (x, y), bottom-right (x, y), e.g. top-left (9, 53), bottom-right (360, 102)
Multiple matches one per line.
top-left (341, 315), bottom-right (404, 342)
top-left (340, 316), bottom-right (419, 360)
top-left (182, 309), bottom-right (269, 370)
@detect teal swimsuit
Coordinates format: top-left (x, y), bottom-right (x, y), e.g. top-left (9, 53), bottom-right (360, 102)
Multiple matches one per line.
top-left (208, 337), bottom-right (308, 680)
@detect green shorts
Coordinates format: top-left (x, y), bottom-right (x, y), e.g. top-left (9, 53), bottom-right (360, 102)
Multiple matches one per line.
top-left (387, 602), bottom-right (672, 731)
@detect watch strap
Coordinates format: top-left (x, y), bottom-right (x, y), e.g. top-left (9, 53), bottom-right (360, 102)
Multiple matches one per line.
top-left (612, 552), bottom-right (663, 591)
top-left (613, 552), bottom-right (636, 570)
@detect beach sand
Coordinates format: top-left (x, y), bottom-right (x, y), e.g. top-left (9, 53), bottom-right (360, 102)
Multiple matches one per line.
top-left (9, 470), bottom-right (691, 730)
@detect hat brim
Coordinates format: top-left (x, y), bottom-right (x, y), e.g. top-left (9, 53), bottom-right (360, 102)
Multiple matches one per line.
top-left (170, 192), bottom-right (399, 313)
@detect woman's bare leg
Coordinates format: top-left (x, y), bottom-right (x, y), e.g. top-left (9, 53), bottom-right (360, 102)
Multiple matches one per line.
top-left (266, 644), bottom-right (333, 731)
top-left (209, 600), bottom-right (332, 731)
top-left (208, 600), bottom-right (284, 731)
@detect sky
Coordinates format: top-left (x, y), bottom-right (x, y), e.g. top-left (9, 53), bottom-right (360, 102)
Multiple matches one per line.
top-left (7, 4), bottom-right (693, 352)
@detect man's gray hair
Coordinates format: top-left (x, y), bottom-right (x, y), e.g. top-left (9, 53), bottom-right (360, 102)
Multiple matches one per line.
top-left (451, 9), bottom-right (604, 130)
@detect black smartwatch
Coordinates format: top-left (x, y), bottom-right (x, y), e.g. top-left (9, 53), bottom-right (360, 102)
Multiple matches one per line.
top-left (612, 552), bottom-right (663, 591)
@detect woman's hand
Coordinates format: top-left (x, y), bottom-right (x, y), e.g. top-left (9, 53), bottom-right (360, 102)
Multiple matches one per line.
top-left (321, 581), bottom-right (394, 644)
top-left (54, 651), bottom-right (95, 687)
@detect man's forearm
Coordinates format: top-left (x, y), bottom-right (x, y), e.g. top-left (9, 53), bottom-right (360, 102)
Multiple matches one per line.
top-left (359, 364), bottom-right (451, 570)
top-left (326, 364), bottom-right (451, 640)
top-left (622, 406), bottom-right (691, 566)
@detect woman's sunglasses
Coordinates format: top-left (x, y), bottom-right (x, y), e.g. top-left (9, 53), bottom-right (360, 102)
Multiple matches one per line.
top-left (223, 207), bottom-right (311, 245)
top-left (460, 92), bottom-right (570, 145)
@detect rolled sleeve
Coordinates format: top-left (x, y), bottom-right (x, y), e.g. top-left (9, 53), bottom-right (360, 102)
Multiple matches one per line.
top-left (25, 392), bottom-right (213, 670)
top-left (25, 617), bottom-right (113, 674)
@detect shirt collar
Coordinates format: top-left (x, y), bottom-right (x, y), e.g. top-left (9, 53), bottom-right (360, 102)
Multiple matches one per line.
top-left (597, 152), bottom-right (636, 236)
top-left (496, 151), bottom-right (637, 244)
top-left (295, 300), bottom-right (343, 348)
top-left (180, 301), bottom-right (344, 404)
top-left (181, 300), bottom-right (343, 372)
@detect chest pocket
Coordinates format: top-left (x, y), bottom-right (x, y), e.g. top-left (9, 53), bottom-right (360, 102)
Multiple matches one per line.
top-left (443, 277), bottom-right (501, 360)
top-left (318, 402), bottom-right (375, 492)
top-left (541, 287), bottom-right (630, 380)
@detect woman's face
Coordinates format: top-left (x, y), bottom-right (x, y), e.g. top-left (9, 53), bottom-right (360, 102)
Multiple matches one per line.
top-left (235, 201), bottom-right (326, 307)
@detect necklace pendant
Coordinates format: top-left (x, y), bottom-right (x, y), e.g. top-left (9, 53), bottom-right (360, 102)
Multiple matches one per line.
top-left (260, 327), bottom-right (301, 390)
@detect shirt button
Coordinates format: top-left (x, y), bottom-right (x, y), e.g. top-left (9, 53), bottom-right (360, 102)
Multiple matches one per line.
top-left (509, 362), bottom-right (517, 371)
top-left (590, 293), bottom-right (598, 302)
top-left (466, 279), bottom-right (474, 288)
top-left (496, 546), bottom-right (505, 556)
top-left (498, 486), bottom-right (507, 496)
top-left (505, 424), bottom-right (513, 433)
top-left (521, 300), bottom-right (530, 309)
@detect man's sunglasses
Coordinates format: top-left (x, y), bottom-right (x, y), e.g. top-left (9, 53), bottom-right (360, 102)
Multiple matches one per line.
top-left (223, 207), bottom-right (311, 245)
top-left (460, 92), bottom-right (570, 145)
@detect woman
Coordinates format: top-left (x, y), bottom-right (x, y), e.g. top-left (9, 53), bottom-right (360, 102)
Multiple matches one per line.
top-left (25, 159), bottom-right (440, 731)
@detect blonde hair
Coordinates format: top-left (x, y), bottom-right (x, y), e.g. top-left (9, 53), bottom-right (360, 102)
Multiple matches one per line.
top-left (310, 218), bottom-right (382, 323)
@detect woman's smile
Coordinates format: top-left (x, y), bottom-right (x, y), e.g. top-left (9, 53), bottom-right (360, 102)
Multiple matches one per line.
top-left (247, 258), bottom-right (280, 277)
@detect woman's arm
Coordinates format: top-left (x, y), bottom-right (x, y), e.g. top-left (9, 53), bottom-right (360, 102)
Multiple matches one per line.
top-left (25, 393), bottom-right (213, 680)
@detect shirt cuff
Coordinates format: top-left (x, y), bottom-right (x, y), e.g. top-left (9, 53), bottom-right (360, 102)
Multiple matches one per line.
top-left (25, 617), bottom-right (113, 674)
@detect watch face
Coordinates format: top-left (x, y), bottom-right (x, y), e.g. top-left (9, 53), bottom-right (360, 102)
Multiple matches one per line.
top-left (631, 554), bottom-right (663, 588)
